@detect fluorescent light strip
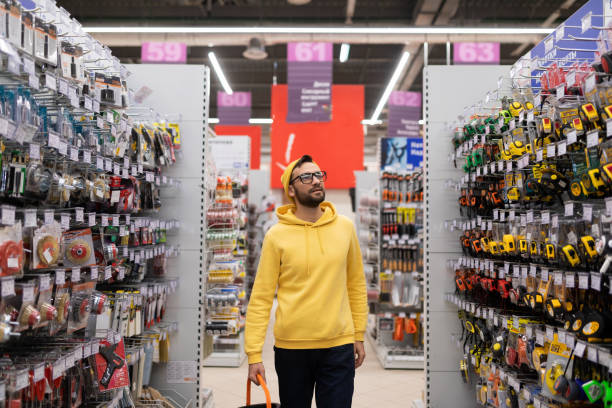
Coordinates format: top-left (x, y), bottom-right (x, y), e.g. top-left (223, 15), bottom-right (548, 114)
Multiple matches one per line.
top-left (370, 51), bottom-right (410, 122)
top-left (84, 26), bottom-right (553, 35)
top-left (208, 52), bottom-right (233, 95)
top-left (208, 118), bottom-right (272, 124)
top-left (208, 118), bottom-right (421, 125)
top-left (339, 43), bottom-right (350, 63)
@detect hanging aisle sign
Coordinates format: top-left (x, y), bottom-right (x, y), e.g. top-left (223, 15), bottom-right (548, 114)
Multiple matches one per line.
top-left (387, 91), bottom-right (421, 138)
top-left (217, 91), bottom-right (251, 125)
top-left (453, 42), bottom-right (500, 64)
top-left (141, 42), bottom-right (187, 63)
top-left (380, 137), bottom-right (423, 171)
top-left (286, 42), bottom-right (333, 123)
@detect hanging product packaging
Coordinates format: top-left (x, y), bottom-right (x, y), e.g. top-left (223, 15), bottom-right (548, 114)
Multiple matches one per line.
top-left (32, 221), bottom-right (62, 269)
top-left (94, 338), bottom-right (129, 391)
top-left (0, 222), bottom-right (24, 277)
top-left (67, 280), bottom-right (94, 334)
top-left (20, 11), bottom-right (33, 55)
top-left (34, 274), bottom-right (56, 328)
top-left (15, 282), bottom-right (40, 331)
top-left (62, 228), bottom-right (96, 267)
top-left (6, 2), bottom-right (20, 47)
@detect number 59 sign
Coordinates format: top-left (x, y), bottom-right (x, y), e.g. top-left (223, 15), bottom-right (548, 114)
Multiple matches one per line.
top-left (141, 42), bottom-right (187, 64)
top-left (453, 42), bottom-right (500, 65)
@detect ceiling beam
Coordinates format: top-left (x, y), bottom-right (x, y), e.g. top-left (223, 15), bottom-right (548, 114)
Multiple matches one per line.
top-left (510, 0), bottom-right (577, 57)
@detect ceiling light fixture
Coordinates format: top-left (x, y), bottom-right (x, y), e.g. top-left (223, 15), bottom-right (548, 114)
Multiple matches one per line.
top-left (243, 37), bottom-right (268, 60)
top-left (339, 43), bottom-right (350, 63)
top-left (287, 0), bottom-right (312, 4)
top-left (208, 51), bottom-right (233, 95)
top-left (370, 51), bottom-right (410, 122)
top-left (84, 26), bottom-right (554, 35)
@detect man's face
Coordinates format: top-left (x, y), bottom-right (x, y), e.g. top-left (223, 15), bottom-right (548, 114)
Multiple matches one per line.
top-left (289, 162), bottom-right (326, 208)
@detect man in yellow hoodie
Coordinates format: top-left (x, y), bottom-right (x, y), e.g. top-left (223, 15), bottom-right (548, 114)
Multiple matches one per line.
top-left (245, 155), bottom-right (368, 408)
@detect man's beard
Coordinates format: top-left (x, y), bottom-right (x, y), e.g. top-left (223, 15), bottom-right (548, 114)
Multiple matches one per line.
top-left (295, 187), bottom-right (325, 208)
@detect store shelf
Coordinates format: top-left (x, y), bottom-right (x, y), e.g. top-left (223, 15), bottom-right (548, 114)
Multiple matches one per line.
top-left (203, 349), bottom-right (247, 368)
top-left (366, 330), bottom-right (424, 370)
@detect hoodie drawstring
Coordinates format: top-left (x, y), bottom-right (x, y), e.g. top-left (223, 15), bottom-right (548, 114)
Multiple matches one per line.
top-left (316, 227), bottom-right (325, 255)
top-left (305, 226), bottom-right (310, 277)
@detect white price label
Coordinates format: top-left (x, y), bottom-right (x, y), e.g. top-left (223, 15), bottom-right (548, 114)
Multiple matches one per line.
top-left (105, 266), bottom-right (112, 280)
top-left (96, 156), bottom-right (104, 170)
top-left (75, 208), bottom-right (84, 223)
top-left (557, 141), bottom-right (567, 156)
top-left (59, 79), bottom-right (68, 95)
top-left (29, 143), bottom-right (40, 159)
top-left (45, 73), bottom-right (56, 91)
top-left (583, 204), bottom-right (593, 222)
top-left (101, 215), bottom-right (108, 227)
top-left (55, 270), bottom-right (65, 285)
top-left (22, 285), bottom-right (34, 302)
top-left (83, 150), bottom-right (91, 164)
top-left (88, 213), bottom-right (96, 227)
top-left (587, 130), bottom-right (599, 147)
top-left (44, 210), bottom-right (54, 224)
top-left (71, 267), bottom-right (80, 282)
top-left (70, 147), bottom-right (78, 161)
top-left (84, 96), bottom-right (93, 111)
top-left (591, 273), bottom-right (602, 291)
top-left (567, 129), bottom-right (577, 144)
top-left (536, 148), bottom-right (543, 162)
top-left (90, 266), bottom-right (98, 280)
top-left (48, 131), bottom-right (59, 148)
top-left (575, 341), bottom-right (587, 358)
top-left (547, 143), bottom-right (556, 158)
top-left (565, 202), bottom-right (574, 217)
top-left (61, 214), bottom-right (70, 229)
top-left (112, 215), bottom-right (120, 226)
top-left (58, 140), bottom-right (67, 156)
top-left (105, 158), bottom-right (112, 172)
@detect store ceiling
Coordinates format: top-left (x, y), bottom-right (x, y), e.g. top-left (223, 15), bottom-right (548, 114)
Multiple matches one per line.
top-left (57, 0), bottom-right (588, 159)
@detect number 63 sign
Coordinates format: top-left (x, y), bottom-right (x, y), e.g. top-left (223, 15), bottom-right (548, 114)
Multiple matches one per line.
top-left (453, 42), bottom-right (500, 65)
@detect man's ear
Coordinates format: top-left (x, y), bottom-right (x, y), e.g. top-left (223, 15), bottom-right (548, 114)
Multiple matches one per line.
top-left (288, 184), bottom-right (296, 198)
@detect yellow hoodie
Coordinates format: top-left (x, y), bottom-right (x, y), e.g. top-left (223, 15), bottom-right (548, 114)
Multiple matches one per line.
top-left (245, 201), bottom-right (368, 364)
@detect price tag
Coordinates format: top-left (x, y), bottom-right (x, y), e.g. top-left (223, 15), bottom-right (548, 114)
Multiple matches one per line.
top-left (86, 212), bottom-right (95, 227)
top-left (566, 273), bottom-right (575, 288)
top-left (0, 278), bottom-right (14, 297)
top-left (583, 204), bottom-right (593, 222)
top-left (546, 326), bottom-right (554, 341)
top-left (90, 266), bottom-right (98, 281)
top-left (520, 214), bottom-right (527, 227)
top-left (591, 272), bottom-right (602, 291)
top-left (74, 208), bottom-right (84, 223)
top-left (22, 285), bottom-right (34, 302)
top-left (565, 202), bottom-right (574, 217)
top-left (93, 100), bottom-right (100, 113)
top-left (101, 215), bottom-right (108, 227)
top-left (557, 85), bottom-right (565, 98)
top-left (536, 330), bottom-right (544, 345)
top-left (536, 148), bottom-right (543, 162)
top-left (566, 334), bottom-right (575, 349)
top-left (125, 214), bottom-right (131, 224)
top-left (59, 79), bottom-right (68, 95)
top-left (55, 270), bottom-right (65, 285)
top-left (104, 266), bottom-right (112, 280)
top-left (29, 142), bottom-right (40, 160)
top-left (113, 163), bottom-right (120, 176)
top-left (52, 358), bottom-right (65, 379)
top-left (45, 73), bottom-right (57, 91)
top-left (96, 117), bottom-right (104, 129)
top-left (527, 210), bottom-right (534, 223)
top-left (105, 158), bottom-right (112, 172)
top-left (60, 214), bottom-right (70, 229)
top-left (92, 341), bottom-right (100, 354)
top-left (65, 352), bottom-right (74, 369)
top-left (118, 266), bottom-right (125, 280)
top-left (107, 111), bottom-right (113, 123)
top-left (58, 140), bottom-right (67, 156)
top-left (587, 130), bottom-right (599, 147)
top-left (513, 264), bottom-right (520, 277)
top-left (69, 86), bottom-right (79, 108)
top-left (542, 268), bottom-right (549, 282)
top-left (96, 156), bottom-right (104, 170)
top-left (138, 164), bottom-right (144, 174)
top-left (575, 341), bottom-right (587, 358)
top-left (557, 140), bottom-right (567, 156)
top-left (558, 330), bottom-right (566, 345)
top-left (112, 215), bottom-right (120, 226)
top-left (579, 273), bottom-right (590, 289)
top-left (552, 214), bottom-right (559, 228)
top-left (530, 265), bottom-right (537, 277)
top-left (71, 267), bottom-right (80, 282)
top-left (40, 275), bottom-right (50, 291)
top-left (547, 143), bottom-right (556, 158)
top-left (83, 150), bottom-right (91, 164)
top-left (84, 96), bottom-right (93, 111)
top-left (23, 209), bottom-right (36, 227)
top-left (567, 129), bottom-right (577, 145)
top-left (48, 131), bottom-right (59, 148)
top-left (44, 210), bottom-right (54, 225)
top-left (146, 172), bottom-right (154, 182)
top-left (506, 160), bottom-right (513, 173)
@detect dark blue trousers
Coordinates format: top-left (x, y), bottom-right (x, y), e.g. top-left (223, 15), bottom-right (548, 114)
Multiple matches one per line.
top-left (274, 343), bottom-right (355, 408)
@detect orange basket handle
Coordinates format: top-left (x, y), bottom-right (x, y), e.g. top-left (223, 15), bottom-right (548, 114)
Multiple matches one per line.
top-left (246, 374), bottom-right (271, 408)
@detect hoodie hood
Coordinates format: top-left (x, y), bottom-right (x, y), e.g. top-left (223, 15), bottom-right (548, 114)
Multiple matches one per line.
top-left (276, 201), bottom-right (337, 227)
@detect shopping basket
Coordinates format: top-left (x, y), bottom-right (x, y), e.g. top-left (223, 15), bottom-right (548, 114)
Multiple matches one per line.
top-left (239, 374), bottom-right (281, 408)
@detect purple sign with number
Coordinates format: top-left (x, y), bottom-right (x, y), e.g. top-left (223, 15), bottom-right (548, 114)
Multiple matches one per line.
top-left (453, 42), bottom-right (500, 65)
top-left (141, 42), bottom-right (187, 63)
top-left (287, 42), bottom-right (333, 123)
top-left (387, 91), bottom-right (422, 138)
top-left (217, 91), bottom-right (251, 125)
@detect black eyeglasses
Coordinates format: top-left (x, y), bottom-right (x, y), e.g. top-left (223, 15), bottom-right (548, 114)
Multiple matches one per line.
top-left (290, 171), bottom-right (327, 185)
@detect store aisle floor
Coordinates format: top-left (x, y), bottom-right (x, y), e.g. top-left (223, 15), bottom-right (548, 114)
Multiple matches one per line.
top-left (202, 303), bottom-right (424, 407)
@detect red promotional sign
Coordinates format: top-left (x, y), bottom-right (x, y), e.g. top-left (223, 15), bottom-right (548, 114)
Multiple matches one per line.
top-left (270, 84), bottom-right (364, 189)
top-left (453, 42), bottom-right (500, 64)
top-left (141, 42), bottom-right (187, 63)
top-left (214, 125), bottom-right (261, 169)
